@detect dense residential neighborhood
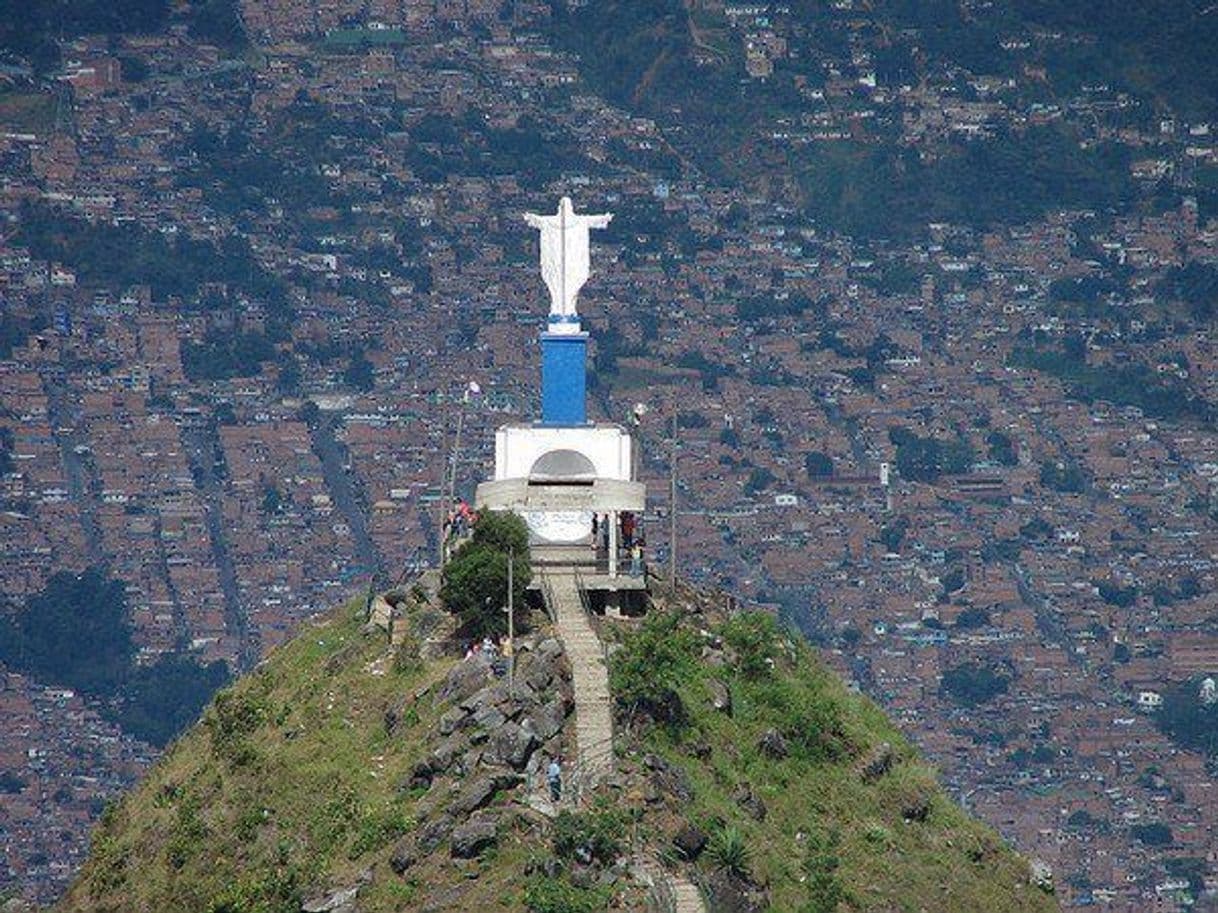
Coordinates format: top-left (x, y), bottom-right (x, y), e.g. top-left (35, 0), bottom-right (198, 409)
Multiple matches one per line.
top-left (3, 0), bottom-right (1218, 908)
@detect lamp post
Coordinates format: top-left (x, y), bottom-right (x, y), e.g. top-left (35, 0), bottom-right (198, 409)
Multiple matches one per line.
top-left (669, 409), bottom-right (678, 587)
top-left (439, 380), bottom-right (480, 565)
top-left (505, 547), bottom-right (515, 698)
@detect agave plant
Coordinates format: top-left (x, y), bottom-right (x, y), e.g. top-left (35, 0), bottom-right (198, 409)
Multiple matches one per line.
top-left (707, 824), bottom-right (752, 879)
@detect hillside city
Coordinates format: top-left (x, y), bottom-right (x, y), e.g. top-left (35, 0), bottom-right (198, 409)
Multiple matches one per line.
top-left (2, 0), bottom-right (1218, 909)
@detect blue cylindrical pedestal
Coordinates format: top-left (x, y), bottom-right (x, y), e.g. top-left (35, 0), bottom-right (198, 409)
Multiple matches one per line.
top-left (540, 332), bottom-right (588, 425)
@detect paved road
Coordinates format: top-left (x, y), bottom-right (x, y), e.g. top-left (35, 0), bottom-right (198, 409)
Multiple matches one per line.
top-left (309, 414), bottom-right (383, 580)
top-left (40, 369), bottom-right (104, 564)
top-left (180, 422), bottom-right (251, 668)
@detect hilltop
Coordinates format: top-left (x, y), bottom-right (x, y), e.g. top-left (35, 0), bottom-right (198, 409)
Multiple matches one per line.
top-left (56, 577), bottom-right (1058, 913)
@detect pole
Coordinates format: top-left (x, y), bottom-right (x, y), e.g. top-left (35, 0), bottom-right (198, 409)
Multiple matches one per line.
top-left (448, 405), bottom-right (465, 518)
top-left (437, 414), bottom-right (450, 566)
top-left (439, 396), bottom-right (465, 566)
top-left (669, 411), bottom-right (677, 587)
top-left (506, 547), bottom-right (515, 699)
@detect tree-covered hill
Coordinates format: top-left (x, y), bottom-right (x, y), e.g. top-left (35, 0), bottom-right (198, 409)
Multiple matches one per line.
top-left (549, 0), bottom-right (1216, 238)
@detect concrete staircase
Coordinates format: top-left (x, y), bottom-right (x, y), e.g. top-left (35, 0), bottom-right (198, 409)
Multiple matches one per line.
top-left (541, 571), bottom-right (614, 792)
top-left (634, 856), bottom-right (708, 913)
top-left (670, 874), bottom-right (706, 913)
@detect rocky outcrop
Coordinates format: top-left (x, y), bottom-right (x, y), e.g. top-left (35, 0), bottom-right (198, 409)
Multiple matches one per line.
top-left (733, 785), bottom-right (766, 821)
top-left (449, 771), bottom-right (520, 817)
top-left (384, 633), bottom-right (571, 881)
top-left (300, 868), bottom-right (372, 913)
top-left (450, 813), bottom-right (499, 858)
top-left (757, 728), bottom-right (788, 759)
top-left (707, 679), bottom-right (732, 715)
top-left (673, 825), bottom-right (708, 861)
top-left (858, 741), bottom-right (894, 782)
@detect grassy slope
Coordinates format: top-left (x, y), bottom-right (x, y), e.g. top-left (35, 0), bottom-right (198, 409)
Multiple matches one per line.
top-left (57, 599), bottom-right (550, 913)
top-left (607, 593), bottom-right (1059, 913)
top-left (59, 590), bottom-right (1058, 913)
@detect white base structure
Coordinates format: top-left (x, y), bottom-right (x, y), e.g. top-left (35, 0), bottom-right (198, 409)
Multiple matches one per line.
top-left (493, 423), bottom-right (634, 483)
top-left (476, 422), bottom-right (646, 590)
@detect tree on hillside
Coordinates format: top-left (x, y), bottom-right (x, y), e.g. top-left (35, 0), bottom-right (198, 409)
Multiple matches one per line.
top-left (940, 662), bottom-right (1010, 707)
top-left (804, 451), bottom-right (833, 478)
top-left (116, 654), bottom-right (230, 747)
top-left (0, 568), bottom-right (134, 695)
top-left (440, 511), bottom-right (531, 638)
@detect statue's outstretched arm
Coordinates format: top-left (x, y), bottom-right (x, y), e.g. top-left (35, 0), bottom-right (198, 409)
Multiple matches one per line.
top-left (587, 214), bottom-right (613, 229)
top-left (523, 213), bottom-right (547, 229)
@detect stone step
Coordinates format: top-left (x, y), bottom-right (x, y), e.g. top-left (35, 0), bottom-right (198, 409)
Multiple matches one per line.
top-left (541, 571), bottom-right (616, 793)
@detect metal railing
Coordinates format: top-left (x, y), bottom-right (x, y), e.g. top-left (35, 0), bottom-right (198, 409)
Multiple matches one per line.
top-left (537, 569), bottom-right (558, 623)
top-left (573, 567), bottom-right (610, 666)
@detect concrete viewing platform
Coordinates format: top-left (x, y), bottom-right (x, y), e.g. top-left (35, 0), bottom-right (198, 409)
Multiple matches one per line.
top-left (526, 544), bottom-right (648, 592)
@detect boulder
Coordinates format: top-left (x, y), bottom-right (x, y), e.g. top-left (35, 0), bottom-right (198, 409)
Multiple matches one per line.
top-left (485, 721), bottom-right (538, 770)
top-left (454, 747), bottom-right (482, 777)
top-left (522, 696), bottom-right (569, 742)
top-left (416, 815), bottom-right (454, 854)
top-left (673, 825), bottom-right (708, 861)
top-left (471, 705), bottom-right (507, 732)
top-left (450, 813), bottom-right (498, 859)
top-left (405, 759), bottom-right (433, 791)
top-left (901, 791), bottom-right (932, 823)
top-left (449, 771), bottom-right (520, 818)
top-left (438, 657), bottom-right (491, 703)
top-left (389, 834), bottom-right (419, 875)
top-left (524, 855), bottom-right (564, 879)
top-left (383, 696), bottom-right (413, 735)
top-left (758, 728), bottom-right (789, 759)
top-left (733, 785), bottom-right (767, 821)
top-left (301, 884), bottom-right (359, 912)
top-left (438, 707), bottom-right (468, 736)
top-left (643, 753), bottom-right (693, 802)
top-left (707, 679), bottom-right (732, 715)
top-left (703, 869), bottom-right (768, 913)
top-left (858, 741), bottom-right (894, 783)
top-left (460, 682), bottom-right (505, 715)
top-left (518, 648), bottom-right (561, 693)
top-left (537, 637), bottom-right (563, 661)
top-left (428, 735), bottom-right (466, 774)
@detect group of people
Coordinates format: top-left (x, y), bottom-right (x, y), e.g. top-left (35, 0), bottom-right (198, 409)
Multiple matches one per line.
top-left (463, 635), bottom-right (500, 661)
top-left (589, 512), bottom-right (645, 576)
top-left (463, 635), bottom-right (510, 678)
top-left (442, 500), bottom-right (478, 562)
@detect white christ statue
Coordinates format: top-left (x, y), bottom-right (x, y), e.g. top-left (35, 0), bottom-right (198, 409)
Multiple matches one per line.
top-left (524, 196), bottom-right (613, 321)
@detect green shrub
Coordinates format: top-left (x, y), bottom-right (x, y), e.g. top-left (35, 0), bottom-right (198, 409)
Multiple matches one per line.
top-left (799, 827), bottom-right (842, 913)
top-left (552, 803), bottom-right (628, 866)
top-left (205, 689), bottom-right (268, 768)
top-left (744, 677), bottom-right (845, 762)
top-left (609, 611), bottom-right (699, 722)
top-left (206, 866), bottom-right (303, 913)
top-left (348, 801), bottom-right (413, 859)
top-left (707, 824), bottom-right (751, 878)
top-left (720, 612), bottom-right (780, 678)
top-left (166, 793), bottom-right (207, 869)
top-left (523, 875), bottom-right (612, 913)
